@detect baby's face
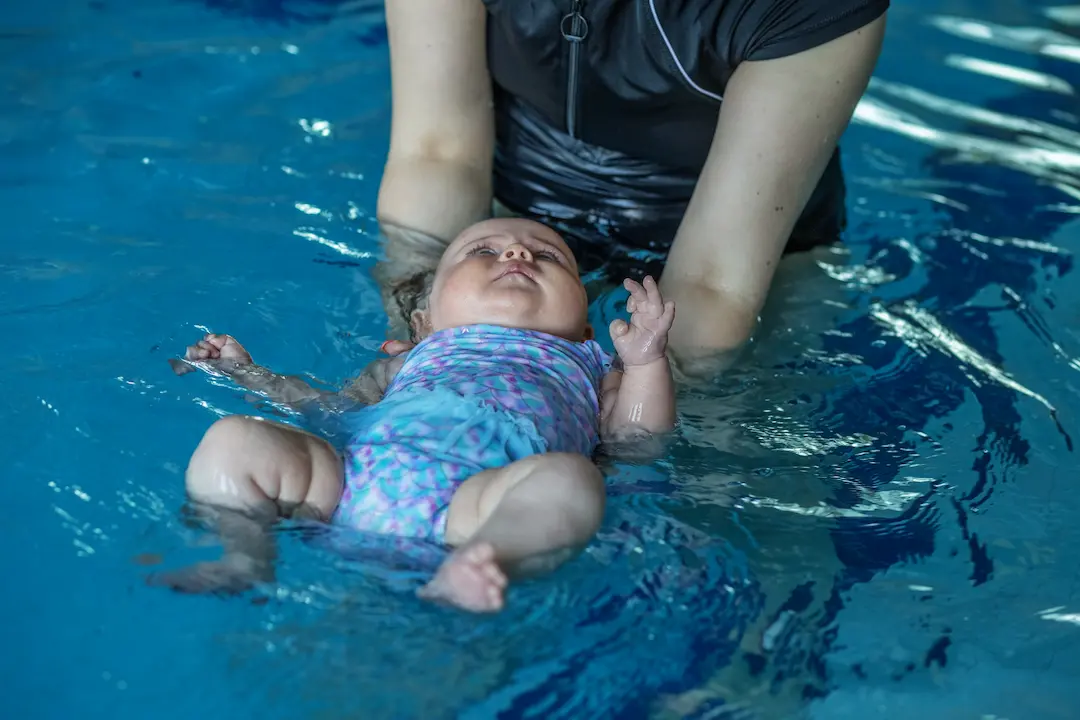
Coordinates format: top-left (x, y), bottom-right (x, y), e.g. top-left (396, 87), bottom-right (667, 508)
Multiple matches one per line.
top-left (425, 218), bottom-right (589, 341)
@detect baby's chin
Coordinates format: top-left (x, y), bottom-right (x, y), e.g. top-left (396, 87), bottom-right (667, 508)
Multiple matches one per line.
top-left (435, 315), bottom-right (588, 341)
top-left (433, 298), bottom-right (588, 340)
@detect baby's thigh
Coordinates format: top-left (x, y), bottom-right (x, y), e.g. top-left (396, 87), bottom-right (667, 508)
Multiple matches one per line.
top-left (443, 452), bottom-right (602, 545)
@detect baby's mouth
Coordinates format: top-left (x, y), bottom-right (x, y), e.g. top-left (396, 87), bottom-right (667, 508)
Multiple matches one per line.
top-left (495, 261), bottom-right (537, 282)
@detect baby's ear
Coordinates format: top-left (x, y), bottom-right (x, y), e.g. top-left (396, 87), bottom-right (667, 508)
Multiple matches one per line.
top-left (409, 309), bottom-right (433, 342)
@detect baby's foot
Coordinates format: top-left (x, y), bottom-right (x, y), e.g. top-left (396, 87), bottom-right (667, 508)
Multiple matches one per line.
top-left (418, 542), bottom-right (508, 612)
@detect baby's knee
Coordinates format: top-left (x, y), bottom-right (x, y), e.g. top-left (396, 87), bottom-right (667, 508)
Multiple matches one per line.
top-left (186, 416), bottom-right (262, 492)
top-left (530, 452), bottom-right (605, 510)
top-left (539, 452), bottom-right (602, 484)
top-left (196, 414), bottom-right (262, 454)
top-left (188, 416), bottom-right (261, 476)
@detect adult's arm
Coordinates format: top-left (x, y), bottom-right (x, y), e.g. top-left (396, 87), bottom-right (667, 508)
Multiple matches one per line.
top-left (660, 14), bottom-right (887, 374)
top-left (377, 0), bottom-right (494, 245)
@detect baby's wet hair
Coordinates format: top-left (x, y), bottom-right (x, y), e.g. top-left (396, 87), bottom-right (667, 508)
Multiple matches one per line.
top-left (372, 222), bottom-right (446, 343)
top-left (388, 268), bottom-right (435, 343)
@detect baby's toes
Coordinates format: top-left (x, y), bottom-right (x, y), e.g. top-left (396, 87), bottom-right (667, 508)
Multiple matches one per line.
top-left (480, 560), bottom-right (508, 589)
top-left (462, 542), bottom-right (496, 567)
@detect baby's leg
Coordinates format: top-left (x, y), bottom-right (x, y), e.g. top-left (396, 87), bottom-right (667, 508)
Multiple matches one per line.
top-left (419, 452), bottom-right (605, 612)
top-left (186, 414), bottom-right (343, 518)
top-left (152, 415), bottom-right (343, 594)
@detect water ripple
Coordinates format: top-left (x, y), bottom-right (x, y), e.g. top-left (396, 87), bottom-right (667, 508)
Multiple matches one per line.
top-left (927, 14), bottom-right (1080, 63)
top-left (870, 300), bottom-right (1072, 449)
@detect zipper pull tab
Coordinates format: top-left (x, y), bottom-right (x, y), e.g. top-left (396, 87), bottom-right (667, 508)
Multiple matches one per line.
top-left (561, 0), bottom-right (588, 42)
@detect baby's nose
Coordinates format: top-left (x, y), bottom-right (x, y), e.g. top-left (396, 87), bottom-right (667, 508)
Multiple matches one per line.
top-left (501, 244), bottom-right (533, 262)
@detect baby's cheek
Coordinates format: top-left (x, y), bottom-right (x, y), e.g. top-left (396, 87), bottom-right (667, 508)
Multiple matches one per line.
top-left (431, 281), bottom-right (479, 326)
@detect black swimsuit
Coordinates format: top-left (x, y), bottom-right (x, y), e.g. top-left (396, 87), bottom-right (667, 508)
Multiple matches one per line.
top-left (482, 0), bottom-right (890, 271)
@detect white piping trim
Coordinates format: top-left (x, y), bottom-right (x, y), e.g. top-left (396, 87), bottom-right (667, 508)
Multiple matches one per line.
top-left (648, 0), bottom-right (723, 102)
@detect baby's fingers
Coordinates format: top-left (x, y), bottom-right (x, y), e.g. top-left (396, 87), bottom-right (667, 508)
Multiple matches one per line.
top-left (198, 339), bottom-right (222, 357)
top-left (623, 278), bottom-right (648, 302)
top-left (641, 275), bottom-right (665, 309)
top-left (204, 333), bottom-right (232, 351)
top-left (625, 276), bottom-right (666, 317)
top-left (623, 278), bottom-right (647, 314)
top-left (659, 299), bottom-right (676, 330)
top-left (184, 339), bottom-right (219, 360)
top-left (184, 344), bottom-right (207, 360)
top-left (609, 318), bottom-right (630, 338)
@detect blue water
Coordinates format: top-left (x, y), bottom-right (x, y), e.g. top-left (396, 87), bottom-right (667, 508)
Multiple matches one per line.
top-left (3, 0), bottom-right (1080, 717)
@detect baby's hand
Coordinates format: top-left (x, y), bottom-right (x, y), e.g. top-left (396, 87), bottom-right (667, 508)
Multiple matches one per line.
top-left (184, 333), bottom-right (253, 365)
top-left (609, 276), bottom-right (675, 367)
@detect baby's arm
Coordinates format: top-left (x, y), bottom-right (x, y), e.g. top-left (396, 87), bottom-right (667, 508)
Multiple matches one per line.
top-left (600, 277), bottom-right (677, 446)
top-left (174, 333), bottom-right (404, 409)
top-left (600, 360), bottom-right (676, 441)
top-left (172, 334), bottom-right (330, 406)
top-left (217, 363), bottom-right (329, 405)
top-left (341, 355), bottom-right (406, 406)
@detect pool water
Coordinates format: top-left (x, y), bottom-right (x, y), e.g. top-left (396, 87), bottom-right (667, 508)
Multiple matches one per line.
top-left (3, 0), bottom-right (1080, 718)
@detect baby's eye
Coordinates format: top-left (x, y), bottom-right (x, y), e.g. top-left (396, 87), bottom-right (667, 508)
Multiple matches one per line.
top-left (467, 245), bottom-right (497, 256)
top-left (536, 250), bottom-right (559, 262)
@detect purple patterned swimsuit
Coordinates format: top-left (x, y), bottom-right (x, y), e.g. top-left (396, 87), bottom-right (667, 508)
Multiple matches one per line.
top-left (332, 324), bottom-right (612, 540)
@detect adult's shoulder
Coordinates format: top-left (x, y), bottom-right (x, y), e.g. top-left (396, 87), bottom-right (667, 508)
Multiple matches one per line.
top-left (711, 0), bottom-right (890, 66)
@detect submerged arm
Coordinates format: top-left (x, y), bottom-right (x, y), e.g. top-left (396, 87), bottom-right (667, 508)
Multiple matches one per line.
top-left (173, 353), bottom-right (403, 410)
top-left (170, 354), bottom-right (329, 407)
top-left (227, 357), bottom-right (404, 410)
top-left (599, 277), bottom-right (679, 454)
top-left (340, 356), bottom-right (406, 406)
top-left (600, 361), bottom-right (676, 444)
top-left (223, 362), bottom-right (328, 405)
top-left (661, 16), bottom-right (887, 376)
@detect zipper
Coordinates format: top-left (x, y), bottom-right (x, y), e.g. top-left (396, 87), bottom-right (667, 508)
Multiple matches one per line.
top-left (560, 0), bottom-right (588, 138)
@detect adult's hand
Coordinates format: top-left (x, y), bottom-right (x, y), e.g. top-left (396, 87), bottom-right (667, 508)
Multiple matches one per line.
top-left (380, 339), bottom-right (415, 356)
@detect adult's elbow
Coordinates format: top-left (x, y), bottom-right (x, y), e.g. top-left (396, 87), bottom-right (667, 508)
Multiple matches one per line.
top-left (667, 280), bottom-right (759, 351)
top-left (376, 153), bottom-right (493, 243)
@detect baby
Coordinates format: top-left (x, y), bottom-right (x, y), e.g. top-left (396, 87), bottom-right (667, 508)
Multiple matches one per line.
top-left (163, 218), bottom-right (676, 612)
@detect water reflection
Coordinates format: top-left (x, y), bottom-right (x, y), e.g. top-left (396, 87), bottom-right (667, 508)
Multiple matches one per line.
top-left (803, 3), bottom-right (1079, 714)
